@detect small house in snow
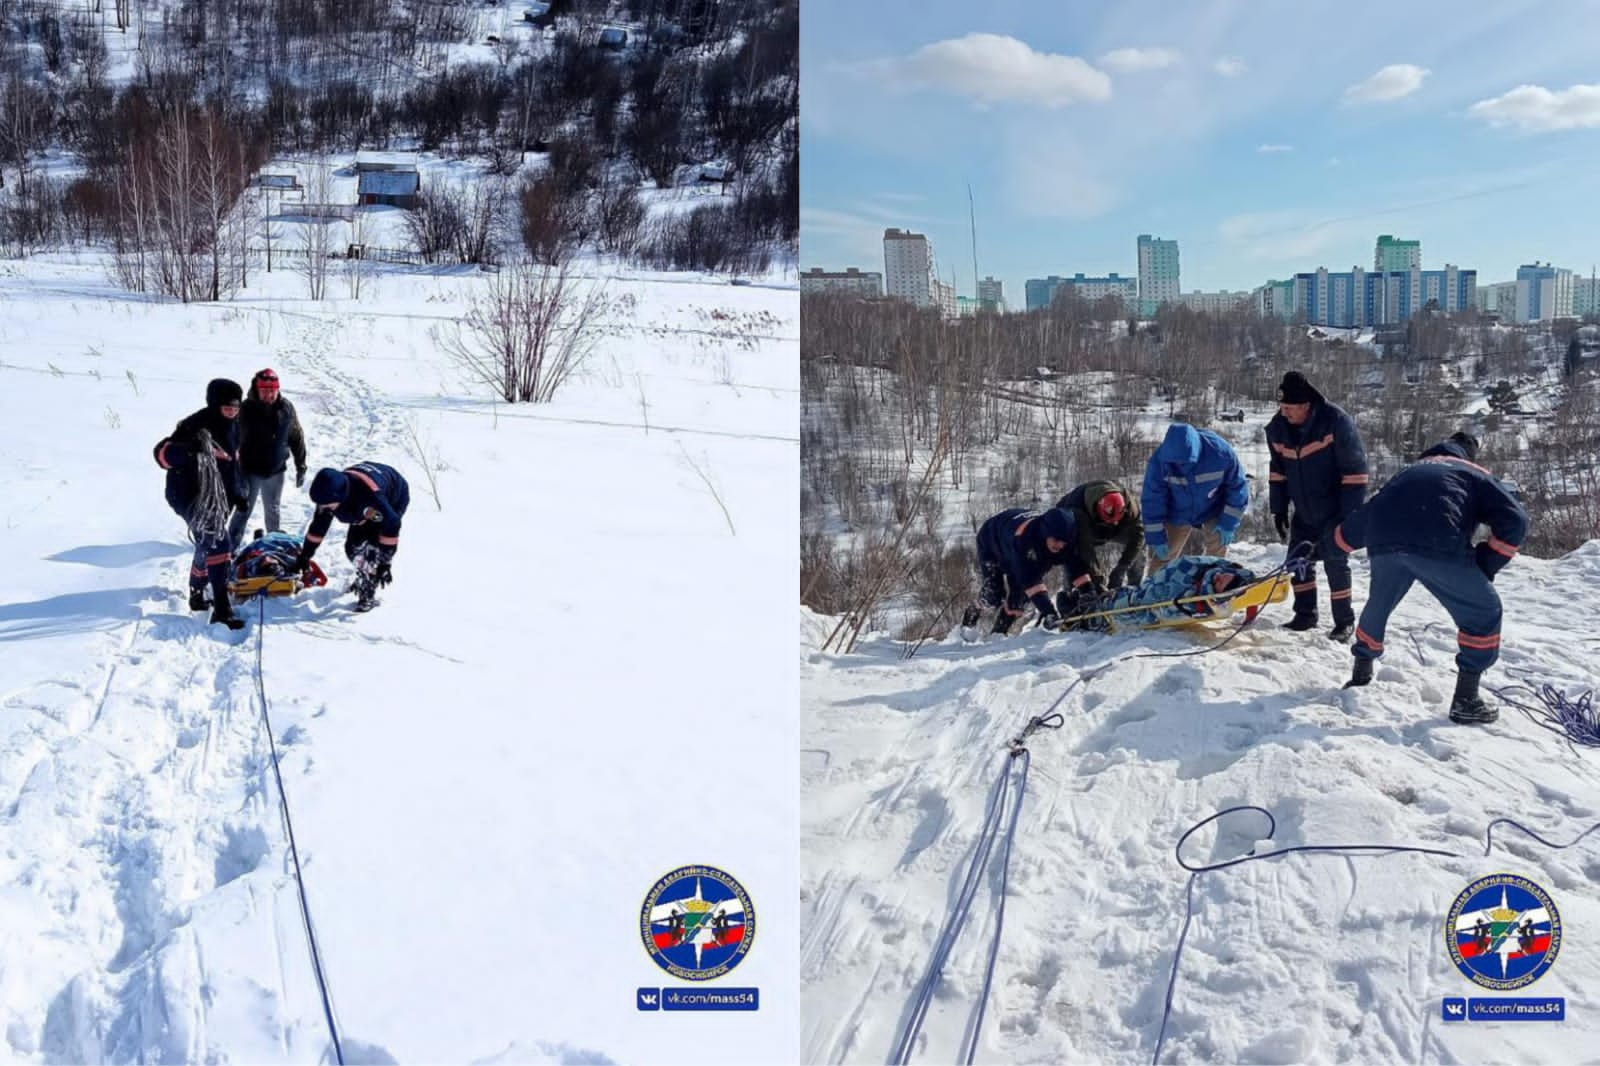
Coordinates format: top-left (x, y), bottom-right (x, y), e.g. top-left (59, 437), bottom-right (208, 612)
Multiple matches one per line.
top-left (598, 27), bottom-right (628, 50)
top-left (357, 169), bottom-right (421, 209)
top-left (255, 173), bottom-right (302, 192)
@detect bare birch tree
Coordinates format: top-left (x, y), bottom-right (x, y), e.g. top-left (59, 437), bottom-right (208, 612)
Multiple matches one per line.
top-left (441, 257), bottom-right (611, 403)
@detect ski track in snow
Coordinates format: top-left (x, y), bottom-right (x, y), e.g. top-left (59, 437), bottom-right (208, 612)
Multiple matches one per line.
top-left (802, 543), bottom-right (1600, 1065)
top-left (7, 593), bottom-right (321, 1063)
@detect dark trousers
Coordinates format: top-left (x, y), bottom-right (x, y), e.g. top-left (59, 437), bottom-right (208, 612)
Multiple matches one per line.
top-left (1353, 553), bottom-right (1503, 674)
top-left (188, 528), bottom-right (233, 603)
top-left (1292, 517), bottom-right (1354, 625)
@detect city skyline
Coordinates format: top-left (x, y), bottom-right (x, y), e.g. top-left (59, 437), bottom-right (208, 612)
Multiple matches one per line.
top-left (801, 0), bottom-right (1600, 303)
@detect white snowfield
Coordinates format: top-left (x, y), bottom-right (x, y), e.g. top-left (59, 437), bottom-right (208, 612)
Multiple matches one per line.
top-left (802, 541), bottom-right (1600, 1065)
top-left (0, 255), bottom-right (799, 1064)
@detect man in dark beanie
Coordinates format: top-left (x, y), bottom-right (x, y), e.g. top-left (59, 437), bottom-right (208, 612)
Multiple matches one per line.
top-left (152, 379), bottom-right (250, 630)
top-left (290, 462), bottom-right (410, 603)
top-left (1266, 371), bottom-right (1369, 641)
top-left (961, 506), bottom-right (1097, 636)
top-left (1330, 433), bottom-right (1527, 724)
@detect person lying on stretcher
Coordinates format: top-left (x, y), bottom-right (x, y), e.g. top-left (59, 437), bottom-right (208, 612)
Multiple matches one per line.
top-left (1056, 556), bottom-right (1259, 631)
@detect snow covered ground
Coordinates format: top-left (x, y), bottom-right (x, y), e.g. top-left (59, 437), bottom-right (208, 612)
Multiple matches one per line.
top-left (801, 540), bottom-right (1600, 1064)
top-left (0, 252), bottom-right (799, 1064)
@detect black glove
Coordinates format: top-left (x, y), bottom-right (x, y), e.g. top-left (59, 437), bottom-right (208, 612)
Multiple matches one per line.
top-left (1038, 610), bottom-right (1065, 631)
top-left (1089, 573), bottom-right (1108, 597)
top-left (1106, 568), bottom-right (1127, 591)
top-left (295, 468), bottom-right (307, 488)
top-left (375, 562), bottom-right (393, 587)
top-left (1273, 513), bottom-right (1290, 543)
top-left (288, 553), bottom-right (309, 574)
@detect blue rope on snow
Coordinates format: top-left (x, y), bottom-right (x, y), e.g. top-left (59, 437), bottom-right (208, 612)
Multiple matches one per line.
top-left (1490, 680), bottom-right (1600, 753)
top-left (253, 595), bottom-right (347, 1066)
top-left (1152, 806), bottom-right (1600, 1065)
top-left (887, 708), bottom-right (1065, 1066)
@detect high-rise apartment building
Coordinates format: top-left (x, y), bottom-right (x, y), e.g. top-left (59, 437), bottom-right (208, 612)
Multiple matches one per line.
top-left (1137, 234), bottom-right (1180, 315)
top-left (1573, 272), bottom-right (1600, 318)
top-left (1374, 234), bottom-right (1422, 273)
top-left (1292, 265), bottom-right (1477, 327)
top-left (883, 229), bottom-right (937, 307)
top-left (977, 276), bottom-right (1005, 312)
top-left (1514, 263), bottom-right (1573, 322)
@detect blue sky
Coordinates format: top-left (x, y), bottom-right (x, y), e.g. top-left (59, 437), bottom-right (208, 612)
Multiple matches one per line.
top-left (801, 0), bottom-right (1600, 304)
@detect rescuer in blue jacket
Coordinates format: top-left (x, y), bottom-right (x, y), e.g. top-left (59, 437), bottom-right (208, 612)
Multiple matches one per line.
top-left (1332, 433), bottom-right (1528, 724)
top-left (961, 506), bottom-right (1096, 635)
top-left (1266, 372), bottom-right (1370, 641)
top-left (1141, 423), bottom-right (1249, 569)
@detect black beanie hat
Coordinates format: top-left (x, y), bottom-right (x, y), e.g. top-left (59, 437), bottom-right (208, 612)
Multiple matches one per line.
top-left (1449, 431), bottom-right (1480, 461)
top-left (206, 378), bottom-right (244, 407)
top-left (1277, 372), bottom-right (1315, 405)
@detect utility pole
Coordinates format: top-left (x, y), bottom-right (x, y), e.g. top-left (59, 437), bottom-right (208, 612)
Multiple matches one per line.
top-left (967, 182), bottom-right (979, 306)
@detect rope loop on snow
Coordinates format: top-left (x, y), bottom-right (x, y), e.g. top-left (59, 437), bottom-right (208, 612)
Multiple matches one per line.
top-left (1007, 711), bottom-right (1064, 756)
top-left (1152, 805), bottom-right (1600, 1065)
top-left (252, 596), bottom-right (347, 1066)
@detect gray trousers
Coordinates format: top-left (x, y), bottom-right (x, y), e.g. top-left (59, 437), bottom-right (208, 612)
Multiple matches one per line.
top-left (228, 470), bottom-right (287, 545)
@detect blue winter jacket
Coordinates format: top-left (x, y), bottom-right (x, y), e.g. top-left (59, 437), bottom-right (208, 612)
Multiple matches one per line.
top-left (1266, 391), bottom-right (1368, 531)
top-left (303, 462), bottom-right (411, 560)
top-left (1141, 424), bottom-right (1249, 552)
top-left (977, 507), bottom-right (1091, 610)
top-left (1334, 441), bottom-right (1527, 578)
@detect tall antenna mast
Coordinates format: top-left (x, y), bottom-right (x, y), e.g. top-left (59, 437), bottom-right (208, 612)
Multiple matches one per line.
top-left (968, 182), bottom-right (979, 302)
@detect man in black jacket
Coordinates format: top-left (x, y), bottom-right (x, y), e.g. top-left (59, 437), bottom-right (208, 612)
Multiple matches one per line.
top-left (1333, 433), bottom-right (1528, 724)
top-left (153, 378), bottom-right (249, 629)
top-left (229, 367), bottom-right (308, 545)
top-left (1266, 371), bottom-right (1369, 640)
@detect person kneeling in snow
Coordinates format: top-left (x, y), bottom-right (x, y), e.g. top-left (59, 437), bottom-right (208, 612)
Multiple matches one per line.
top-left (961, 506), bottom-right (1097, 635)
top-left (289, 462), bottom-right (410, 590)
top-left (1059, 556), bottom-right (1260, 631)
top-left (153, 378), bottom-right (250, 630)
top-left (1331, 432), bottom-right (1528, 725)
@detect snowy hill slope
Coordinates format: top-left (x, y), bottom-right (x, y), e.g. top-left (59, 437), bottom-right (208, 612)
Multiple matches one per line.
top-left (0, 254), bottom-right (799, 1064)
top-left (801, 542), bottom-right (1600, 1065)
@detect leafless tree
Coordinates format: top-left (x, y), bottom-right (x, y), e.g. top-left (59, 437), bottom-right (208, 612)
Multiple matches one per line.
top-left (298, 161), bottom-right (334, 300)
top-left (440, 257), bottom-right (612, 404)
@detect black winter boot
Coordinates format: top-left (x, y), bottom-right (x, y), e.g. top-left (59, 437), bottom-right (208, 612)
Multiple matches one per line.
top-left (189, 589), bottom-right (210, 612)
top-left (1328, 622), bottom-right (1355, 642)
top-left (961, 605), bottom-right (983, 630)
top-left (210, 599), bottom-right (245, 631)
top-left (991, 610), bottom-right (1018, 636)
top-left (1448, 671), bottom-right (1496, 724)
top-left (1344, 656), bottom-right (1374, 689)
top-left (1285, 613), bottom-right (1319, 632)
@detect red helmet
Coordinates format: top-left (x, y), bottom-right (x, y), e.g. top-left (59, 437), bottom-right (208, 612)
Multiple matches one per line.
top-left (1095, 490), bottom-right (1127, 525)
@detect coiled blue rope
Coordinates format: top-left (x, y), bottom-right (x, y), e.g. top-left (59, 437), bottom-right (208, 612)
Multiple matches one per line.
top-left (1491, 680), bottom-right (1600, 753)
top-left (254, 596), bottom-right (347, 1065)
top-left (1152, 805), bottom-right (1600, 1065)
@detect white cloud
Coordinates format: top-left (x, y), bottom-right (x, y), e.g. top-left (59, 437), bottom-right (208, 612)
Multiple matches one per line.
top-left (1217, 211), bottom-right (1355, 263)
top-left (1213, 57), bottom-right (1246, 77)
top-left (1257, 143), bottom-right (1293, 153)
top-left (1343, 63), bottom-right (1429, 103)
top-left (1098, 47), bottom-right (1180, 73)
top-left (862, 34), bottom-right (1112, 108)
top-left (1468, 83), bottom-right (1600, 132)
